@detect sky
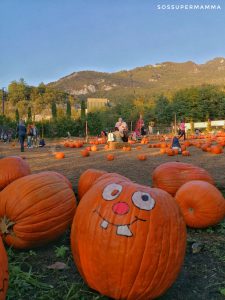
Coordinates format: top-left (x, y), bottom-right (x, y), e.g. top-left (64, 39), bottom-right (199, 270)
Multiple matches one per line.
top-left (0, 0), bottom-right (225, 88)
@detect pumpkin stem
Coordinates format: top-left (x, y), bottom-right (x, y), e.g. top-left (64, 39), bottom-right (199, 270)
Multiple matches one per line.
top-left (0, 216), bottom-right (15, 235)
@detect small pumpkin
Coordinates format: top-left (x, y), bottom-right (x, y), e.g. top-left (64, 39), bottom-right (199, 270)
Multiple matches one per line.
top-left (0, 172), bottom-right (76, 249)
top-left (152, 162), bottom-right (214, 196)
top-left (0, 156), bottom-right (31, 191)
top-left (91, 145), bottom-right (98, 152)
top-left (175, 180), bottom-right (225, 228)
top-left (71, 171), bottom-right (186, 300)
top-left (166, 149), bottom-right (174, 156)
top-left (0, 237), bottom-right (8, 300)
top-left (210, 145), bottom-right (223, 154)
top-left (182, 150), bottom-right (190, 156)
top-left (81, 150), bottom-right (90, 157)
top-left (55, 152), bottom-right (65, 159)
top-left (137, 154), bottom-right (147, 161)
top-left (106, 154), bottom-right (115, 161)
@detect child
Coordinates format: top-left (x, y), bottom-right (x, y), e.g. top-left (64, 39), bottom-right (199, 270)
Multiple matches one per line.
top-left (171, 136), bottom-right (181, 153)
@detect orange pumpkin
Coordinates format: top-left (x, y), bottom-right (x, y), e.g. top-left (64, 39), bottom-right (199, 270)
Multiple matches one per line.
top-left (55, 152), bottom-right (65, 159)
top-left (167, 149), bottom-right (174, 156)
top-left (0, 172), bottom-right (76, 249)
top-left (0, 237), bottom-right (8, 300)
top-left (160, 148), bottom-right (167, 154)
top-left (182, 150), bottom-right (190, 156)
top-left (0, 156), bottom-right (31, 191)
top-left (175, 180), bottom-right (225, 228)
top-left (81, 150), bottom-right (90, 157)
top-left (152, 162), bottom-right (214, 196)
top-left (91, 145), bottom-right (98, 152)
top-left (137, 154), bottom-right (147, 161)
top-left (78, 169), bottom-right (107, 199)
top-left (210, 145), bottom-right (223, 154)
top-left (71, 171), bottom-right (186, 300)
top-left (106, 154), bottom-right (115, 161)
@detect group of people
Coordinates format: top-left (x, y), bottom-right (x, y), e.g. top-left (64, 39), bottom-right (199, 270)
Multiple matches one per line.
top-left (17, 120), bottom-right (44, 152)
top-left (107, 118), bottom-right (129, 143)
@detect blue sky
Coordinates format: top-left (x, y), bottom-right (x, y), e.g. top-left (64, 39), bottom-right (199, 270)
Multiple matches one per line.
top-left (0, 0), bottom-right (224, 87)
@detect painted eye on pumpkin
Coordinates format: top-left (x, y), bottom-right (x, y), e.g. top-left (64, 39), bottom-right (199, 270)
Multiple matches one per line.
top-left (132, 191), bottom-right (155, 211)
top-left (102, 183), bottom-right (123, 201)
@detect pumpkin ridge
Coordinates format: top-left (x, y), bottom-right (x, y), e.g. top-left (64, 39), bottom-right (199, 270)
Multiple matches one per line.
top-left (126, 208), bottom-right (154, 300)
top-left (6, 182), bottom-right (72, 221)
top-left (152, 201), bottom-right (184, 297)
top-left (16, 190), bottom-right (75, 221)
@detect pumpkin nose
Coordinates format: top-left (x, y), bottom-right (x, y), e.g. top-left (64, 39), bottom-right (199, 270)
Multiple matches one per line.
top-left (112, 202), bottom-right (129, 215)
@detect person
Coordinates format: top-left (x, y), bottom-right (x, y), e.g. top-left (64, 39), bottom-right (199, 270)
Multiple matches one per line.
top-left (115, 118), bottom-right (123, 130)
top-left (107, 130), bottom-right (114, 142)
top-left (171, 135), bottom-right (182, 153)
top-left (178, 119), bottom-right (186, 140)
top-left (27, 124), bottom-right (33, 148)
top-left (135, 115), bottom-right (145, 137)
top-left (113, 127), bottom-right (124, 142)
top-left (148, 121), bottom-right (154, 135)
top-left (17, 120), bottom-right (26, 152)
top-left (32, 124), bottom-right (38, 148)
top-left (195, 128), bottom-right (201, 137)
top-left (131, 131), bottom-right (137, 141)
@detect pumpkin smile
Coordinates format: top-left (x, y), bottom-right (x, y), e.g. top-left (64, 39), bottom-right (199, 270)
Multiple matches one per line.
top-left (94, 208), bottom-right (146, 237)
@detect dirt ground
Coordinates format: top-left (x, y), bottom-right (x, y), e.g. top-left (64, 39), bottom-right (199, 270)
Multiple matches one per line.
top-left (1, 139), bottom-right (225, 300)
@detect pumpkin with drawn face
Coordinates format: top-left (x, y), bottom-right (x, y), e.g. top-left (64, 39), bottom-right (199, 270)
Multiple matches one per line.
top-left (71, 170), bottom-right (186, 300)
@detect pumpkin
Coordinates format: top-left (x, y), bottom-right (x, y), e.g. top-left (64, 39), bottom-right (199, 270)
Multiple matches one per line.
top-left (166, 149), bottom-right (174, 156)
top-left (55, 152), bottom-right (65, 159)
top-left (0, 156), bottom-right (31, 191)
top-left (0, 237), bottom-right (8, 300)
top-left (182, 150), bottom-right (190, 156)
top-left (71, 172), bottom-right (186, 300)
top-left (211, 145), bottom-right (223, 154)
top-left (175, 180), bottom-right (225, 228)
top-left (137, 154), bottom-right (147, 161)
top-left (160, 148), bottom-right (167, 154)
top-left (136, 146), bottom-right (142, 150)
top-left (81, 150), bottom-right (90, 157)
top-left (106, 154), bottom-right (114, 161)
top-left (91, 145), bottom-right (98, 152)
top-left (173, 148), bottom-right (179, 155)
top-left (152, 162), bottom-right (214, 196)
top-left (104, 145), bottom-right (109, 150)
top-left (0, 172), bottom-right (76, 249)
top-left (78, 169), bottom-right (107, 199)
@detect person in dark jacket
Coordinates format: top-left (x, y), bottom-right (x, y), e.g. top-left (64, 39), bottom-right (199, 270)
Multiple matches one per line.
top-left (17, 120), bottom-right (26, 152)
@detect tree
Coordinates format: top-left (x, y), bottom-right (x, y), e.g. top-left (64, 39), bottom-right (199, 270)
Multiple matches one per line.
top-left (66, 101), bottom-right (71, 118)
top-left (27, 107), bottom-right (32, 122)
top-left (154, 95), bottom-right (172, 126)
top-left (15, 109), bottom-right (20, 123)
top-left (51, 103), bottom-right (57, 119)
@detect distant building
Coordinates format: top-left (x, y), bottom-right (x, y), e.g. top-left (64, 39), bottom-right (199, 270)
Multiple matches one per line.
top-left (87, 98), bottom-right (109, 111)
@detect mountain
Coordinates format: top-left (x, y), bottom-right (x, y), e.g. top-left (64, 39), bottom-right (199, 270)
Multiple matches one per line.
top-left (48, 57), bottom-right (225, 100)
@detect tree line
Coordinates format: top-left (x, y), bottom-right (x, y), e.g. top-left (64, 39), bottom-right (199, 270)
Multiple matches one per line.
top-left (0, 80), bottom-right (225, 137)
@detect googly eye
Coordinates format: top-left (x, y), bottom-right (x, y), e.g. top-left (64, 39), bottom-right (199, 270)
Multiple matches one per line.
top-left (132, 191), bottom-right (155, 210)
top-left (102, 183), bottom-right (123, 201)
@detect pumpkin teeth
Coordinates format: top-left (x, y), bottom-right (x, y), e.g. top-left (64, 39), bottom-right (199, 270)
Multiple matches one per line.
top-left (117, 225), bottom-right (133, 237)
top-left (100, 220), bottom-right (109, 229)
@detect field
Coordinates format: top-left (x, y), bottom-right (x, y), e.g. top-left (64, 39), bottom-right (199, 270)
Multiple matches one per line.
top-left (1, 138), bottom-right (225, 300)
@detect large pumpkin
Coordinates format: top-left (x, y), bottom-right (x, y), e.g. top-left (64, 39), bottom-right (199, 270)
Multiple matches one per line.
top-left (0, 237), bottom-right (8, 300)
top-left (71, 171), bottom-right (186, 300)
top-left (152, 162), bottom-right (214, 196)
top-left (175, 180), bottom-right (225, 228)
top-left (0, 156), bottom-right (31, 191)
top-left (0, 172), bottom-right (76, 249)
top-left (78, 169), bottom-right (107, 200)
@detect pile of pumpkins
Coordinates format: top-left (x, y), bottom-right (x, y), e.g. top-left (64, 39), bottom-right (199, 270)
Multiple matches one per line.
top-left (1, 156), bottom-right (225, 300)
